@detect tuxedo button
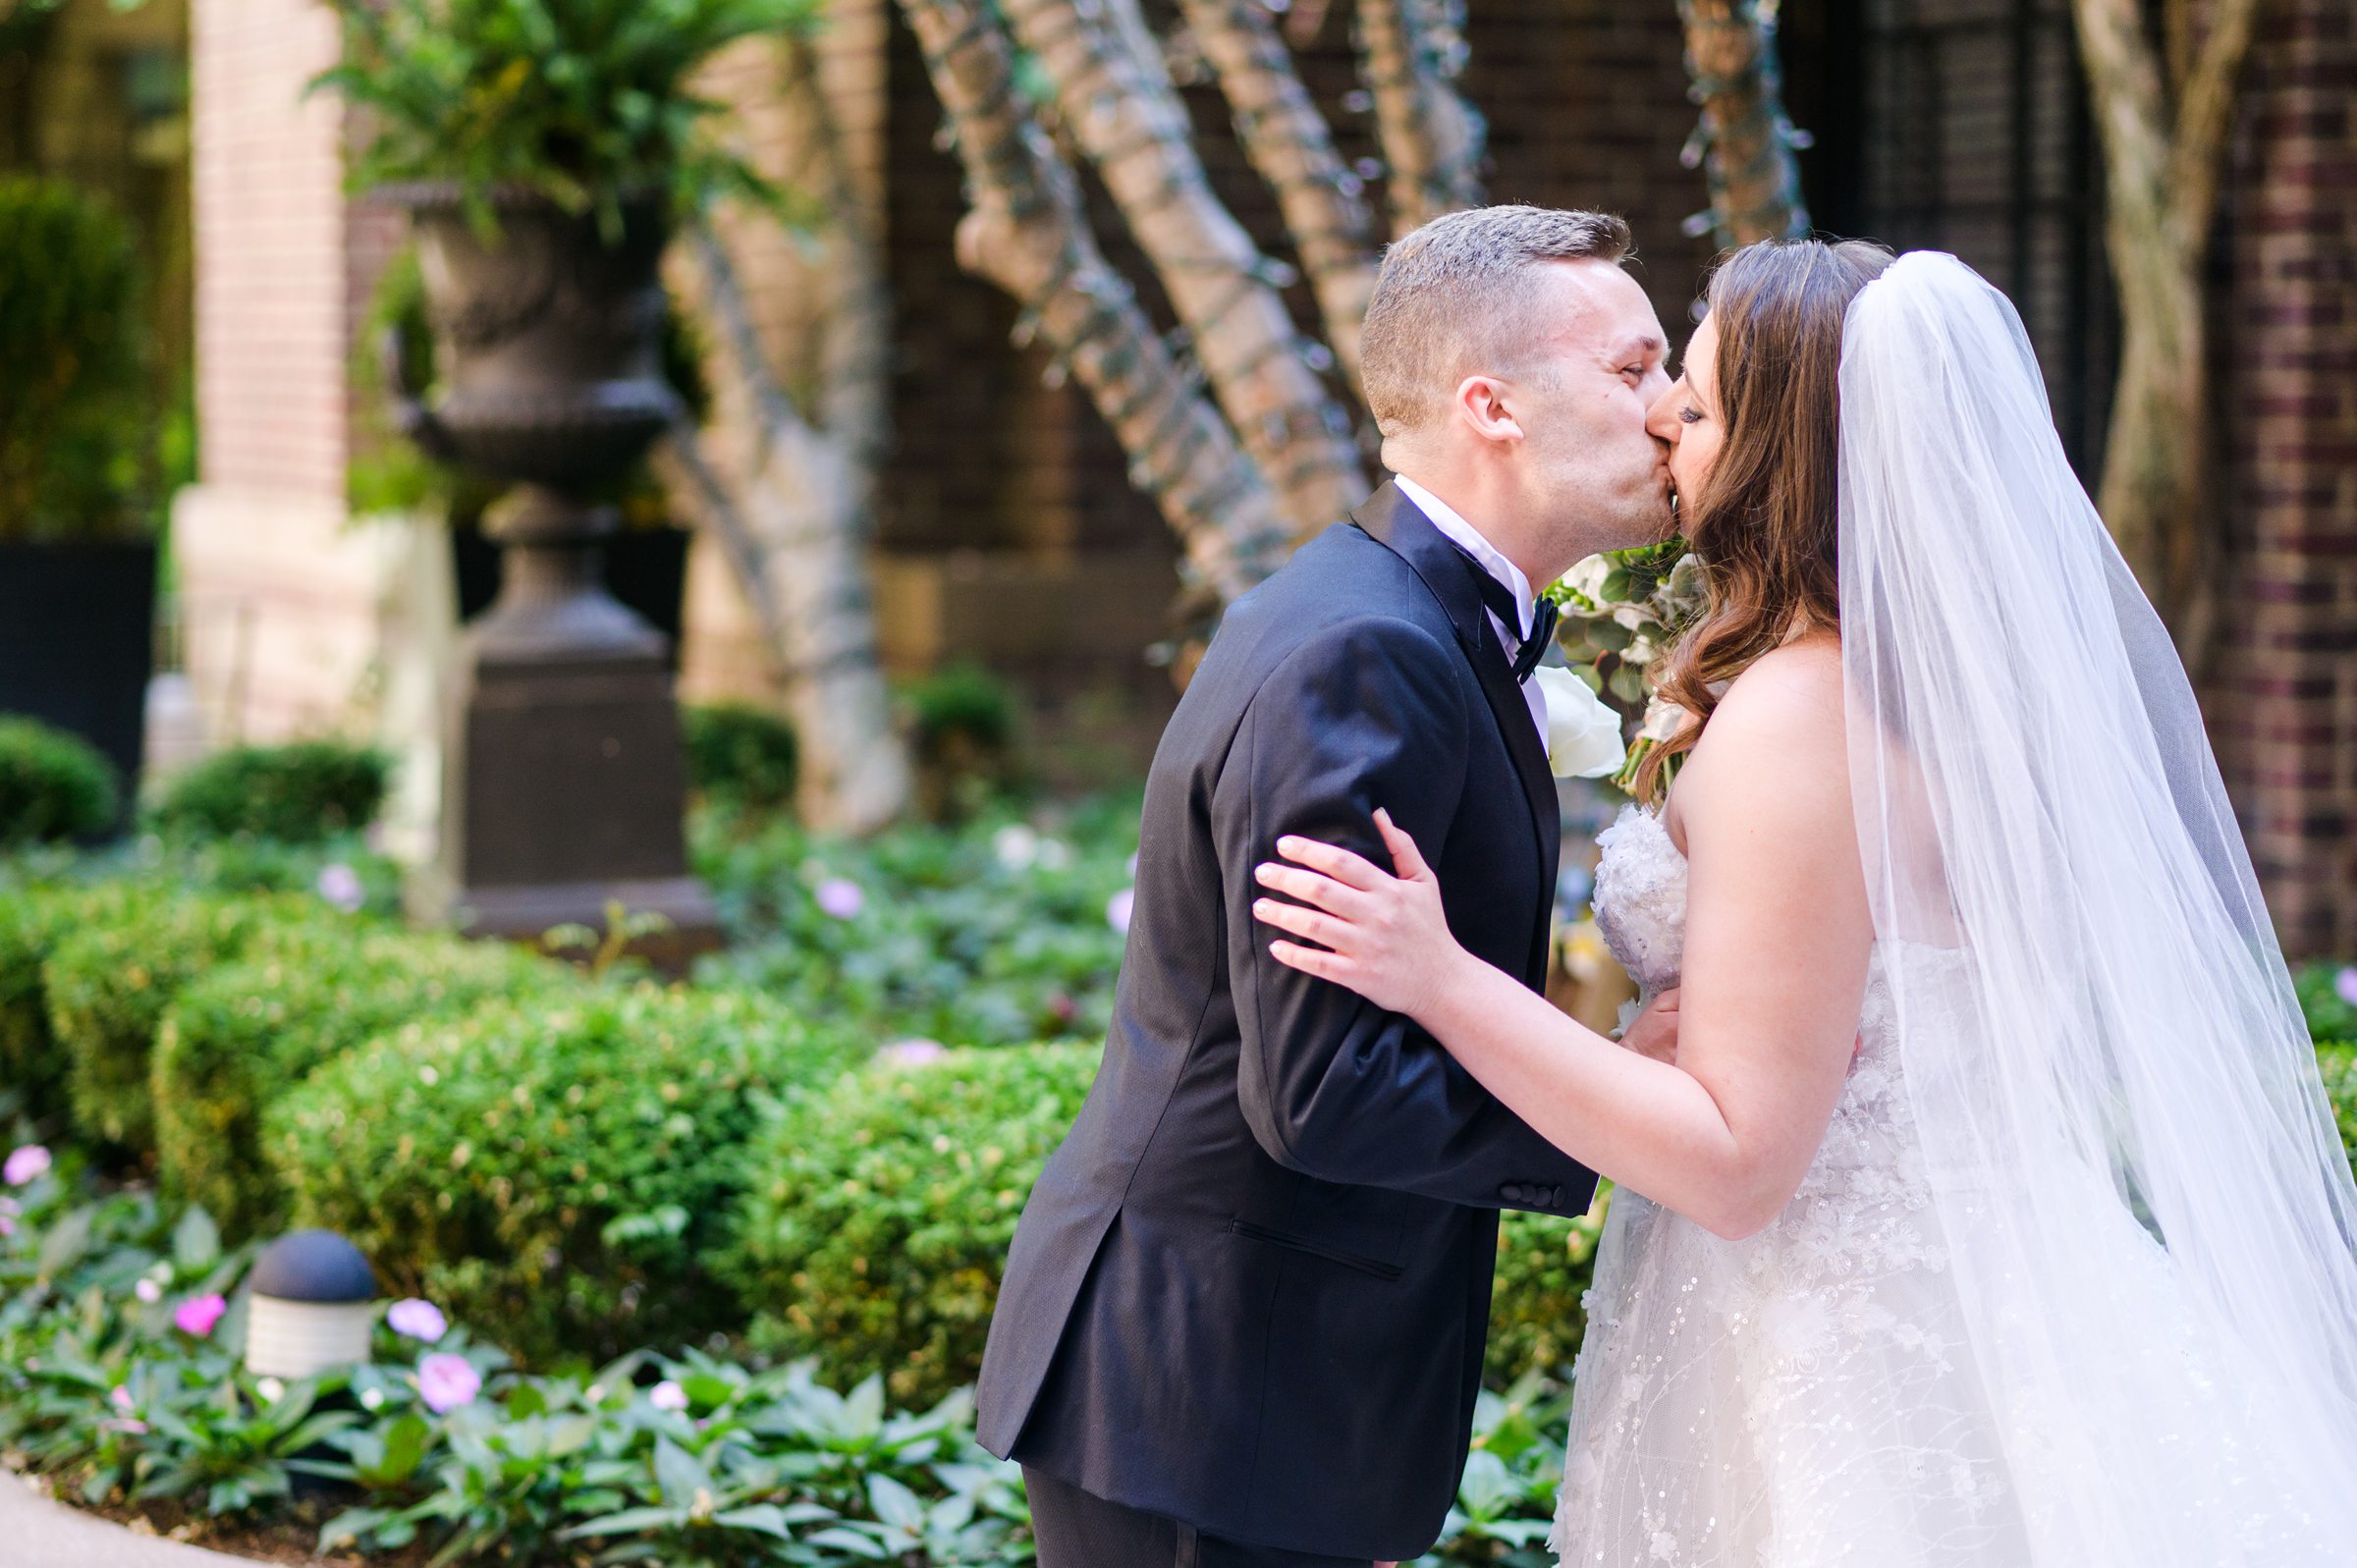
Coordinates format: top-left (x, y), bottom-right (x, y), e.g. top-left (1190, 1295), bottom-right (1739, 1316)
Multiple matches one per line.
top-left (1500, 1182), bottom-right (1528, 1204)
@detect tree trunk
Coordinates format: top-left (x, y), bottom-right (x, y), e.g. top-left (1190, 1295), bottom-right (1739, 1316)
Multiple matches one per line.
top-left (997, 0), bottom-right (1369, 539)
top-left (1675, 0), bottom-right (1810, 248)
top-left (668, 225), bottom-right (913, 834)
top-left (2070, 0), bottom-right (2259, 633)
top-left (895, 0), bottom-right (1294, 604)
top-left (1177, 0), bottom-right (1381, 395)
top-left (1355, 0), bottom-right (1485, 235)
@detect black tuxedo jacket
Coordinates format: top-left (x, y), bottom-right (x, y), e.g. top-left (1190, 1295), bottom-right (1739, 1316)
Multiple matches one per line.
top-left (975, 481), bottom-right (1599, 1561)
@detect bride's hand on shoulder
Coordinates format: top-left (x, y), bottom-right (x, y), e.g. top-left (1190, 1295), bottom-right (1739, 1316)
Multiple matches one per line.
top-left (1253, 809), bottom-right (1469, 1020)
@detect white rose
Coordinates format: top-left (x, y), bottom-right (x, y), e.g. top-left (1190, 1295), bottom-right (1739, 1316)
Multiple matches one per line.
top-left (1530, 666), bottom-right (1627, 779)
top-left (1555, 555), bottom-right (1614, 608)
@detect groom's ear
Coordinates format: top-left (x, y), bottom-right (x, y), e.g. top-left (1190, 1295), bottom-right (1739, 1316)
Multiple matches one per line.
top-left (1452, 374), bottom-right (1524, 447)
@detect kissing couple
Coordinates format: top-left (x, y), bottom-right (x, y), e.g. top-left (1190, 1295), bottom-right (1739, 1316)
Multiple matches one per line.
top-left (975, 206), bottom-right (2357, 1567)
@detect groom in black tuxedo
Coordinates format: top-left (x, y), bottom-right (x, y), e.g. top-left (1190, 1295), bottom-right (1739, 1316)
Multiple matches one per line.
top-left (977, 207), bottom-right (1678, 1567)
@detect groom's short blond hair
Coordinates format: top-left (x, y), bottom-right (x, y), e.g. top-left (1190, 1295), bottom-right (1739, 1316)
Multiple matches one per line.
top-left (1360, 205), bottom-right (1633, 438)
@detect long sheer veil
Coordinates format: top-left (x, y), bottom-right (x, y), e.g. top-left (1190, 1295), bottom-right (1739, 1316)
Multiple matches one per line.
top-left (1837, 252), bottom-right (2357, 1555)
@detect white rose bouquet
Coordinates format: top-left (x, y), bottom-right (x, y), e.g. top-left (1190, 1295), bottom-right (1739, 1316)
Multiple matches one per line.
top-left (1544, 537), bottom-right (1704, 795)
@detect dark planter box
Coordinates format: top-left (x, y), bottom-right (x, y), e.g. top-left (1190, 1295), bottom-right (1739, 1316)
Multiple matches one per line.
top-left (451, 522), bottom-right (691, 667)
top-left (0, 538), bottom-right (158, 828)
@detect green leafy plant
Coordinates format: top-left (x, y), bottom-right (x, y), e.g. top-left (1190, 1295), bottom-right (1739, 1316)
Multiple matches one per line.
top-left (693, 794), bottom-right (1137, 1049)
top-left (1484, 1203), bottom-right (1605, 1388)
top-left (2295, 962), bottom-right (2357, 1046)
top-left (720, 1043), bottom-right (1100, 1407)
top-left (312, 0), bottom-right (818, 235)
top-left (269, 984), bottom-right (865, 1365)
top-left (0, 717), bottom-right (118, 846)
top-left (153, 924), bottom-right (573, 1239)
top-left (150, 740), bottom-right (393, 844)
top-left (2317, 1043), bottom-right (2357, 1171)
top-left (0, 176), bottom-right (147, 541)
top-left (683, 702), bottom-right (801, 814)
top-left (905, 662), bottom-right (1020, 821)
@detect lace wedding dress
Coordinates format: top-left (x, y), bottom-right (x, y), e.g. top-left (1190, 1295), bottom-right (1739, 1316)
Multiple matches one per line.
top-left (1550, 803), bottom-right (2344, 1568)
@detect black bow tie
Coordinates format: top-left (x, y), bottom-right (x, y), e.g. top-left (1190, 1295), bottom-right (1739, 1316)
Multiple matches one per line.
top-left (1454, 549), bottom-right (1559, 683)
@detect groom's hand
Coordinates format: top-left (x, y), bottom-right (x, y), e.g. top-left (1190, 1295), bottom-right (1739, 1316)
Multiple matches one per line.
top-left (1620, 987), bottom-right (1682, 1065)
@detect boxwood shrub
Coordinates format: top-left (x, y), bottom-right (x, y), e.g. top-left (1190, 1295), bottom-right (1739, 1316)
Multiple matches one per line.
top-left (0, 881), bottom-right (147, 1123)
top-left (267, 983), bottom-right (865, 1367)
top-left (0, 717), bottom-right (117, 846)
top-left (45, 890), bottom-right (312, 1153)
top-left (2318, 1043), bottom-right (2356, 1169)
top-left (721, 1042), bottom-right (1100, 1407)
top-left (150, 739), bottom-right (392, 844)
top-left (153, 924), bottom-right (574, 1239)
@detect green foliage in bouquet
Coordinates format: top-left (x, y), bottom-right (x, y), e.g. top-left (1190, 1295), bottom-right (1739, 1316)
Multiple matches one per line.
top-left (1547, 538), bottom-right (1702, 795)
top-left (0, 177), bottom-right (148, 541)
top-left (153, 926), bottom-right (574, 1239)
top-left (313, 0), bottom-right (818, 235)
top-left (0, 717), bottom-right (117, 846)
top-left (150, 740), bottom-right (394, 844)
top-left (268, 984), bottom-right (865, 1365)
top-left (721, 1043), bottom-right (1100, 1407)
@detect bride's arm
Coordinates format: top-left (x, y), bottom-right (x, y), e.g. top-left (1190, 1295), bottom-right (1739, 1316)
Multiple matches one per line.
top-left (1255, 642), bottom-right (1874, 1240)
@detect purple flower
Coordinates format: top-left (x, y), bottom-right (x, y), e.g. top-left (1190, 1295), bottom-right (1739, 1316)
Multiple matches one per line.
top-left (4, 1145), bottom-right (50, 1186)
top-left (174, 1293), bottom-right (228, 1338)
top-left (648, 1379), bottom-right (689, 1412)
top-left (883, 1039), bottom-right (947, 1068)
top-left (1106, 889), bottom-right (1135, 936)
top-left (814, 878), bottom-right (865, 920)
top-left (2335, 965), bottom-right (2357, 1009)
top-left (387, 1297), bottom-right (448, 1343)
top-left (417, 1353), bottom-right (481, 1413)
top-left (316, 862), bottom-right (366, 913)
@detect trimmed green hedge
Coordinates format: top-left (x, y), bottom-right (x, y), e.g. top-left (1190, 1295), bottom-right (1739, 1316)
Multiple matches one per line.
top-left (722, 1043), bottom-right (1099, 1407)
top-left (150, 740), bottom-right (392, 844)
top-left (683, 702), bottom-right (799, 812)
top-left (0, 882), bottom-right (143, 1122)
top-left (0, 718), bottom-right (117, 846)
top-left (45, 891), bottom-right (311, 1153)
top-left (153, 924), bottom-right (574, 1239)
top-left (269, 984), bottom-right (865, 1366)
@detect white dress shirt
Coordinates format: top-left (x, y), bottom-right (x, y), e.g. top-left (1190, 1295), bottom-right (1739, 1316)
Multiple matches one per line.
top-left (1392, 476), bottom-right (1550, 743)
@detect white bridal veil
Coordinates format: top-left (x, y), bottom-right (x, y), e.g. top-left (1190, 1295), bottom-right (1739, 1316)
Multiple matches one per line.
top-left (1838, 252), bottom-right (2357, 1556)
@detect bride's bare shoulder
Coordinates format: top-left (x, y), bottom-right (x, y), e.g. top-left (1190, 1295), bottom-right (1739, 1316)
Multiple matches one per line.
top-left (1673, 634), bottom-right (1850, 831)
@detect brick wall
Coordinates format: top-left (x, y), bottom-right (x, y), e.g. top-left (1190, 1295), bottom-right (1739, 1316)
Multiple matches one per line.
top-left (2210, 0), bottom-right (2357, 959)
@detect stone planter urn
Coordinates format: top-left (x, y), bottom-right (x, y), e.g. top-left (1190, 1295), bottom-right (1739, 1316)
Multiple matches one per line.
top-left (387, 186), bottom-right (718, 963)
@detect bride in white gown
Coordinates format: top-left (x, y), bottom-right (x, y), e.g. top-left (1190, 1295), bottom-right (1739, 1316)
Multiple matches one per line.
top-left (1250, 244), bottom-right (2357, 1565)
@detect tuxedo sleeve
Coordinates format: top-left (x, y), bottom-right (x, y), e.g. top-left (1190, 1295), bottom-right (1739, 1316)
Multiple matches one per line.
top-left (1213, 616), bottom-right (1594, 1212)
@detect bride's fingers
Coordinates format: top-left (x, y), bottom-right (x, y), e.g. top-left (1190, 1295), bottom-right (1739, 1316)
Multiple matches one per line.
top-left (1253, 861), bottom-right (1365, 917)
top-left (1253, 896), bottom-right (1352, 951)
top-left (1269, 939), bottom-right (1353, 984)
top-left (1371, 808), bottom-right (1434, 884)
top-left (1273, 834), bottom-right (1387, 891)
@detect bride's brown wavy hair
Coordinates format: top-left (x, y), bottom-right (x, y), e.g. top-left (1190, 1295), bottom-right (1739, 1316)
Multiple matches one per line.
top-left (1630, 237), bottom-right (1895, 804)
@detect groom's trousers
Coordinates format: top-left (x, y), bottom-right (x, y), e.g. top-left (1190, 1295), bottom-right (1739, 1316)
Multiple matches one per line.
top-left (1023, 1468), bottom-right (1377, 1568)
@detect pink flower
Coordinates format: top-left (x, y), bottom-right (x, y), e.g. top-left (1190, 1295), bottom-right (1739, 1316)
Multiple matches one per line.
top-left (109, 1386), bottom-right (134, 1412)
top-left (135, 1278), bottom-right (162, 1304)
top-left (648, 1379), bottom-right (688, 1412)
top-left (1106, 889), bottom-right (1135, 935)
top-left (883, 1039), bottom-right (946, 1068)
top-left (316, 862), bottom-right (366, 913)
top-left (814, 878), bottom-right (865, 920)
top-left (4, 1145), bottom-right (50, 1186)
top-left (174, 1293), bottom-right (229, 1338)
top-left (2335, 965), bottom-right (2357, 1009)
top-left (417, 1352), bottom-right (481, 1413)
top-left (387, 1298), bottom-right (448, 1343)
top-left (105, 1418), bottom-right (147, 1436)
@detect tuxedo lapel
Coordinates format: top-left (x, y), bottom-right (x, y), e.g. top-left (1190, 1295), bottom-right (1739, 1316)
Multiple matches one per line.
top-left (1351, 481), bottom-right (1562, 984)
